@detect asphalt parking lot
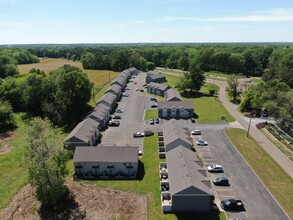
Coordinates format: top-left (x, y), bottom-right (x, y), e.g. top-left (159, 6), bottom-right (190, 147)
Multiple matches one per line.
top-left (191, 124), bottom-right (289, 220)
top-left (100, 73), bottom-right (153, 154)
top-left (99, 73), bottom-right (288, 219)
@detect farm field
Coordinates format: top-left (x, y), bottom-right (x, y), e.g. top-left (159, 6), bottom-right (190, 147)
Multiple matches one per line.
top-left (18, 58), bottom-right (119, 87)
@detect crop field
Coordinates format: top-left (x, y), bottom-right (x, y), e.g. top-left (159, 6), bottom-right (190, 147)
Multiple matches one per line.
top-left (18, 58), bottom-right (119, 86)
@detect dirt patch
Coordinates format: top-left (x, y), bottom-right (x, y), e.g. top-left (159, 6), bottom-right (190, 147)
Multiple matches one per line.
top-left (0, 181), bottom-right (147, 220)
top-left (0, 131), bottom-right (16, 154)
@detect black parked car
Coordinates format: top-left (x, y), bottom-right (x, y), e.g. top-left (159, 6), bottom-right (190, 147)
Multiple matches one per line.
top-left (112, 115), bottom-right (121, 119)
top-left (155, 118), bottom-right (159, 123)
top-left (213, 177), bottom-right (229, 186)
top-left (221, 199), bottom-right (244, 211)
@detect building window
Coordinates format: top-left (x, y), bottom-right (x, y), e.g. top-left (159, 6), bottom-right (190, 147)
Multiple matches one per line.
top-left (92, 166), bottom-right (99, 169)
top-left (75, 165), bottom-right (83, 169)
top-left (126, 166), bottom-right (133, 169)
top-left (107, 165), bottom-right (114, 168)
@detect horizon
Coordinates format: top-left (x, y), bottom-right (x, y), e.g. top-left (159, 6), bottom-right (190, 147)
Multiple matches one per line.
top-left (1, 0), bottom-right (293, 44)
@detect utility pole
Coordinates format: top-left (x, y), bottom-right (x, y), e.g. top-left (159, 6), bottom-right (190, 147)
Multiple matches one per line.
top-left (247, 115), bottom-right (252, 138)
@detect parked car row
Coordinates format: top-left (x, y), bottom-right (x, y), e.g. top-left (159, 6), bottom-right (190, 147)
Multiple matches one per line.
top-left (149, 117), bottom-right (159, 125)
top-left (207, 164), bottom-right (245, 212)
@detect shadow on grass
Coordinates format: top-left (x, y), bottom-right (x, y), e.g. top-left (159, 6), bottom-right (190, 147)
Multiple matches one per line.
top-left (174, 208), bottom-right (221, 220)
top-left (180, 91), bottom-right (214, 99)
top-left (137, 160), bottom-right (145, 180)
top-left (38, 191), bottom-right (86, 220)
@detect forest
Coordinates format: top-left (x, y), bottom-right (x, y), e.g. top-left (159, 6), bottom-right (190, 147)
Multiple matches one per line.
top-left (0, 44), bottom-right (292, 131)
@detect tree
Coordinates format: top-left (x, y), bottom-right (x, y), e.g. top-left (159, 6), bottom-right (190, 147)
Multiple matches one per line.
top-left (177, 64), bottom-right (205, 93)
top-left (42, 65), bottom-right (92, 127)
top-left (25, 118), bottom-right (69, 209)
top-left (227, 75), bottom-right (241, 101)
top-left (188, 63), bottom-right (205, 92)
top-left (146, 62), bottom-right (155, 71)
top-left (0, 100), bottom-right (15, 129)
top-left (0, 55), bottom-right (19, 78)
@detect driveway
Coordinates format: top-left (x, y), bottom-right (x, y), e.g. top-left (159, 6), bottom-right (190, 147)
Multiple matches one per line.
top-left (191, 124), bottom-right (289, 220)
top-left (100, 73), bottom-right (155, 154)
top-left (162, 70), bottom-right (293, 178)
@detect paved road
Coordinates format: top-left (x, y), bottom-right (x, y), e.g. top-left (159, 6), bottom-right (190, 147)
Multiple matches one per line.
top-left (191, 124), bottom-right (289, 220)
top-left (162, 70), bottom-right (293, 178)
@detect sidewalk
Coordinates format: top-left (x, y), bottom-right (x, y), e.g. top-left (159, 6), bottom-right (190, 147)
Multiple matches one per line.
top-left (213, 79), bottom-right (293, 178)
top-left (163, 71), bottom-right (293, 178)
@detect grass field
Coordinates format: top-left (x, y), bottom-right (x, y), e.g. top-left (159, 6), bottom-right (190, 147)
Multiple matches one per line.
top-left (164, 74), bottom-right (234, 123)
top-left (18, 58), bottom-right (119, 87)
top-left (0, 113), bottom-right (28, 209)
top-left (225, 128), bottom-right (293, 219)
top-left (144, 109), bottom-right (158, 120)
top-left (67, 134), bottom-right (226, 220)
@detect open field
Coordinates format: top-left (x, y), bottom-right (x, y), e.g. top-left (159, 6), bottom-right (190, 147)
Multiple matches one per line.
top-left (164, 74), bottom-right (234, 123)
top-left (0, 113), bottom-right (28, 209)
top-left (225, 128), bottom-right (293, 219)
top-left (18, 58), bottom-right (119, 87)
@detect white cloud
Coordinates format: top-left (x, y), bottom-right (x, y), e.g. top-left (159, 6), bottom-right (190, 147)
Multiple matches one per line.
top-left (161, 8), bottom-right (293, 23)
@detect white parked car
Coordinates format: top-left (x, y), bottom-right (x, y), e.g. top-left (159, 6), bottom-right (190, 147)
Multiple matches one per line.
top-left (207, 164), bottom-right (223, 172)
top-left (133, 132), bottom-right (145, 138)
top-left (196, 140), bottom-right (208, 146)
top-left (138, 150), bottom-right (143, 156)
top-left (191, 130), bottom-right (201, 135)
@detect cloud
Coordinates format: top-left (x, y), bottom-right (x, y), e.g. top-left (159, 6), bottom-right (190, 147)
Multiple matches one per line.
top-left (161, 8), bottom-right (293, 23)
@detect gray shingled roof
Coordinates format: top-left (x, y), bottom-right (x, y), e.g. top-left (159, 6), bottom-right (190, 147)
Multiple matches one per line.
top-left (128, 67), bottom-right (138, 73)
top-left (88, 104), bottom-right (110, 121)
top-left (147, 82), bottom-right (170, 91)
top-left (73, 146), bottom-right (138, 163)
top-left (120, 69), bottom-right (131, 77)
top-left (112, 76), bottom-right (126, 86)
top-left (96, 92), bottom-right (117, 106)
top-left (162, 119), bottom-right (193, 148)
top-left (158, 101), bottom-right (194, 109)
top-left (65, 118), bottom-right (99, 143)
top-left (165, 89), bottom-right (182, 101)
top-left (147, 70), bottom-right (165, 78)
top-left (166, 146), bottom-right (212, 196)
top-left (105, 84), bottom-right (122, 95)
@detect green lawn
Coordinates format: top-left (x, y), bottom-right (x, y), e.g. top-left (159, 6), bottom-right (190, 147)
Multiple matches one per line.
top-left (145, 109), bottom-right (158, 120)
top-left (164, 74), bottom-right (234, 123)
top-left (225, 128), bottom-right (293, 219)
top-left (0, 113), bottom-right (29, 209)
top-left (164, 74), bottom-right (182, 88)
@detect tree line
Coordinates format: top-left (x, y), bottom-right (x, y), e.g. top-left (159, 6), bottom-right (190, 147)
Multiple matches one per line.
top-left (22, 44), bottom-right (293, 88)
top-left (0, 65), bottom-right (92, 129)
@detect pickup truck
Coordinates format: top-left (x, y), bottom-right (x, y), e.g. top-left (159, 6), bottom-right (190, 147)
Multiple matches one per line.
top-left (221, 199), bottom-right (244, 211)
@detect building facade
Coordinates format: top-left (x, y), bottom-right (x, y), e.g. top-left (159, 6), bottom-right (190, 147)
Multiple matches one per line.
top-left (73, 146), bottom-right (139, 180)
top-left (158, 101), bottom-right (194, 119)
top-left (147, 82), bottom-right (170, 97)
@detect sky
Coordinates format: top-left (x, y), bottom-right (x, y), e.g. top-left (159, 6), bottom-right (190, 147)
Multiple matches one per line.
top-left (1, 0), bottom-right (293, 44)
